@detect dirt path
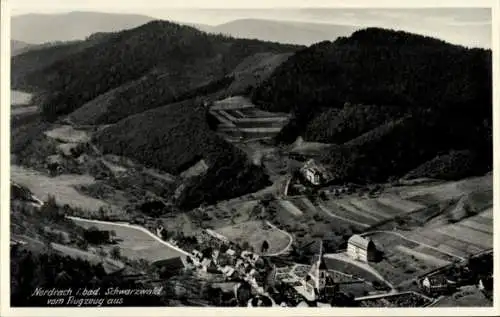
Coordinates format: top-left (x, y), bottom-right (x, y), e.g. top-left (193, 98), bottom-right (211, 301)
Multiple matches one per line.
top-left (264, 221), bottom-right (293, 256)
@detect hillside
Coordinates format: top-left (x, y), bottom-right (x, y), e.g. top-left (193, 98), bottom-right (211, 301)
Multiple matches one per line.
top-left (11, 35), bottom-right (114, 92)
top-left (252, 28), bottom-right (492, 183)
top-left (11, 40), bottom-right (32, 56)
top-left (93, 98), bottom-right (271, 209)
top-left (208, 19), bottom-right (358, 46)
top-left (11, 11), bottom-right (154, 44)
top-left (13, 20), bottom-right (301, 122)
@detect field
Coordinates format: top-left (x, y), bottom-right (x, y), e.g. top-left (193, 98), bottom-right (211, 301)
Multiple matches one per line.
top-left (210, 96), bottom-right (291, 141)
top-left (70, 217), bottom-right (187, 262)
top-left (44, 125), bottom-right (91, 143)
top-left (215, 220), bottom-right (292, 255)
top-left (363, 231), bottom-right (458, 286)
top-left (11, 165), bottom-right (112, 212)
top-left (405, 208), bottom-right (493, 259)
top-left (11, 90), bottom-right (32, 106)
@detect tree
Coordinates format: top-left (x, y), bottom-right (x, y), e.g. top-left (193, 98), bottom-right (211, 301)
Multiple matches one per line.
top-left (261, 240), bottom-right (270, 254)
top-left (110, 246), bottom-right (121, 260)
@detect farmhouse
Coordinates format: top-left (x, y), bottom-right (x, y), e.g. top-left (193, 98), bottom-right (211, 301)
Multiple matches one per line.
top-left (421, 276), bottom-right (456, 295)
top-left (153, 256), bottom-right (188, 276)
top-left (300, 159), bottom-right (334, 186)
top-left (347, 235), bottom-right (377, 262)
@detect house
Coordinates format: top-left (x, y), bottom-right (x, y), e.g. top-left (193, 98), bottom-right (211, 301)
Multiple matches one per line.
top-left (421, 275), bottom-right (455, 294)
top-left (299, 159), bottom-right (334, 186)
top-left (346, 235), bottom-right (377, 262)
top-left (221, 266), bottom-right (236, 279)
top-left (225, 249), bottom-right (236, 256)
top-left (153, 256), bottom-right (188, 277)
top-left (478, 276), bottom-right (493, 292)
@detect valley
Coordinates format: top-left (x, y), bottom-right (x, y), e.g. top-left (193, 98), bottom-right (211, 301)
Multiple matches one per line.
top-left (8, 20), bottom-right (493, 309)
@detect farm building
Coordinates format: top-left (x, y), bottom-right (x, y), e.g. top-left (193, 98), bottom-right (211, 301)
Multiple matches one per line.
top-left (153, 256), bottom-right (189, 276)
top-left (421, 276), bottom-right (456, 295)
top-left (347, 235), bottom-right (377, 262)
top-left (478, 276), bottom-right (493, 292)
top-left (299, 159), bottom-right (334, 186)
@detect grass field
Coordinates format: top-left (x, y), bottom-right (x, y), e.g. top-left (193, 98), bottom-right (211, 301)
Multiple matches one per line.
top-left (406, 208), bottom-right (493, 258)
top-left (11, 90), bottom-right (32, 106)
top-left (44, 125), bottom-right (91, 143)
top-left (363, 231), bottom-right (457, 286)
top-left (215, 220), bottom-right (291, 255)
top-left (11, 165), bottom-right (111, 212)
top-left (71, 218), bottom-right (186, 262)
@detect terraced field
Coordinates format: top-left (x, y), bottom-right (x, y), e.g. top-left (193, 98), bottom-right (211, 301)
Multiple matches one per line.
top-left (210, 96), bottom-right (291, 141)
top-left (406, 208), bottom-right (493, 258)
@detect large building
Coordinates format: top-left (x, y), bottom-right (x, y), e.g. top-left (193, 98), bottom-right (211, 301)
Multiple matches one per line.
top-left (299, 159), bottom-right (334, 186)
top-left (347, 235), bottom-right (377, 262)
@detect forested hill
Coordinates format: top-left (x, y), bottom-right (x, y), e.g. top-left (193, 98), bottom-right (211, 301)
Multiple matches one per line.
top-left (12, 20), bottom-right (302, 121)
top-left (251, 28), bottom-right (492, 183)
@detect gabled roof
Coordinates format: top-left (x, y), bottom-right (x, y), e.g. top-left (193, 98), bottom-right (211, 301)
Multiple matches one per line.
top-left (347, 235), bottom-right (373, 250)
top-left (153, 256), bottom-right (187, 270)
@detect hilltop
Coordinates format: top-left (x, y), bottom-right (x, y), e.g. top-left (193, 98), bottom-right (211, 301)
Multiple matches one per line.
top-left (12, 20), bottom-right (301, 122)
top-left (11, 40), bottom-right (32, 56)
top-left (11, 11), bottom-right (155, 44)
top-left (206, 19), bottom-right (358, 46)
top-left (251, 28), bottom-right (492, 183)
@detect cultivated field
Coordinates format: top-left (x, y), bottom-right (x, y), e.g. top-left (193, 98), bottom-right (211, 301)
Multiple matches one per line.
top-left (215, 220), bottom-right (292, 255)
top-left (363, 231), bottom-right (458, 286)
top-left (11, 165), bottom-right (112, 212)
top-left (405, 208), bottom-right (493, 259)
top-left (51, 242), bottom-right (125, 273)
top-left (70, 217), bottom-right (187, 262)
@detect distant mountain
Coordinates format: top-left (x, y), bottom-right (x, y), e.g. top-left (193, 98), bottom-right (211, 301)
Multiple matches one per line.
top-left (11, 39), bottom-right (32, 56)
top-left (12, 20), bottom-right (301, 121)
top-left (252, 28), bottom-right (492, 183)
top-left (207, 19), bottom-right (359, 46)
top-left (11, 11), bottom-right (155, 44)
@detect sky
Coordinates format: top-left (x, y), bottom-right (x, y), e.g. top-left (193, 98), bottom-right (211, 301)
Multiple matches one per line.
top-left (9, 1), bottom-right (494, 48)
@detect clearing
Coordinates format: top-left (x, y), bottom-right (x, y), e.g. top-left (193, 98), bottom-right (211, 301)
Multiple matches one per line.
top-left (70, 217), bottom-right (187, 262)
top-left (215, 220), bottom-right (292, 255)
top-left (11, 165), bottom-right (112, 212)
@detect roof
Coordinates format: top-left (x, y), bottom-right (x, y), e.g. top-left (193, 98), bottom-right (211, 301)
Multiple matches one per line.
top-left (153, 256), bottom-right (187, 270)
top-left (424, 275), bottom-right (449, 286)
top-left (347, 235), bottom-right (373, 250)
top-left (301, 159), bottom-right (334, 181)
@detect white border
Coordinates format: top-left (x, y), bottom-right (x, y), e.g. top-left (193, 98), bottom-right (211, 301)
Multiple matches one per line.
top-left (1, 0), bottom-right (499, 316)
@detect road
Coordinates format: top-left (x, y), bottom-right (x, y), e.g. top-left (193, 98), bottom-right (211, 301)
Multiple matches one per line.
top-left (67, 216), bottom-right (190, 256)
top-left (264, 221), bottom-right (294, 256)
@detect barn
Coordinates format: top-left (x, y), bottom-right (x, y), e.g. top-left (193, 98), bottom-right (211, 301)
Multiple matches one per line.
top-left (347, 235), bottom-right (377, 262)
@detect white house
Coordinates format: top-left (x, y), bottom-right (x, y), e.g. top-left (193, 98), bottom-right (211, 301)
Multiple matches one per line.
top-left (347, 235), bottom-right (377, 262)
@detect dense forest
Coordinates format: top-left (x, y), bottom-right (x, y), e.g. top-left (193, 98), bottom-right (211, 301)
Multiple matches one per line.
top-left (252, 28), bottom-right (492, 182)
top-left (93, 98), bottom-right (271, 209)
top-left (11, 35), bottom-right (113, 92)
top-left (12, 20), bottom-right (301, 122)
